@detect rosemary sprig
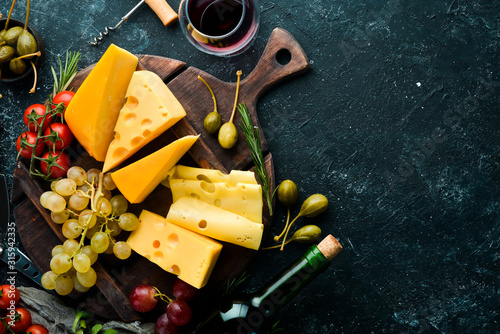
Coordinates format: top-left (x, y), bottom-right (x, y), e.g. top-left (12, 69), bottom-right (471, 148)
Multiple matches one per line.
top-left (52, 50), bottom-right (81, 96)
top-left (224, 271), bottom-right (250, 296)
top-left (238, 103), bottom-right (275, 216)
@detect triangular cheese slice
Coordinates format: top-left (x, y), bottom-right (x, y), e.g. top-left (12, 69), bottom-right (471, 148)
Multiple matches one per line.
top-left (102, 70), bottom-right (186, 172)
top-left (65, 44), bottom-right (138, 161)
top-left (111, 135), bottom-right (199, 203)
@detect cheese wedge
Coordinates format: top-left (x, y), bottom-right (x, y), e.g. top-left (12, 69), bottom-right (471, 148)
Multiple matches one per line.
top-left (127, 210), bottom-right (222, 289)
top-left (111, 135), bottom-right (199, 203)
top-left (170, 179), bottom-right (263, 223)
top-left (102, 70), bottom-right (186, 172)
top-left (65, 44), bottom-right (138, 161)
top-left (166, 196), bottom-right (263, 250)
top-left (161, 165), bottom-right (258, 188)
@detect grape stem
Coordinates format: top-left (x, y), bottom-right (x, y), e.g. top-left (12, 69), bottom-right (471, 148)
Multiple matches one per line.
top-left (153, 286), bottom-right (174, 304)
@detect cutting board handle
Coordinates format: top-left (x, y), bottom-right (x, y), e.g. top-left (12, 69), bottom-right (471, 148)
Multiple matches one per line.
top-left (242, 27), bottom-right (310, 104)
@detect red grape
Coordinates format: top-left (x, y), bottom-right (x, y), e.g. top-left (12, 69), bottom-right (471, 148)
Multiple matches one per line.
top-left (172, 279), bottom-right (198, 302)
top-left (155, 313), bottom-right (179, 334)
top-left (166, 299), bottom-right (192, 326)
top-left (129, 284), bottom-right (158, 312)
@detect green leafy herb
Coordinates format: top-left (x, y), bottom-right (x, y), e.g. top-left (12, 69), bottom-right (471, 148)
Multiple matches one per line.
top-left (238, 103), bottom-right (275, 216)
top-left (52, 50), bottom-right (81, 96)
top-left (224, 271), bottom-right (250, 296)
top-left (72, 310), bottom-right (117, 334)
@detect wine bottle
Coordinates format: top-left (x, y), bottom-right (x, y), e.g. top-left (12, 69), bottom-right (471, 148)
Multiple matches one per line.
top-left (193, 234), bottom-right (343, 334)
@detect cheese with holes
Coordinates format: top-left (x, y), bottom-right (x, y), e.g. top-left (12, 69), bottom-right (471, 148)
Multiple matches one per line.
top-left (65, 44), bottom-right (138, 161)
top-left (111, 135), bottom-right (199, 203)
top-left (170, 179), bottom-right (262, 223)
top-left (166, 196), bottom-right (263, 250)
top-left (102, 70), bottom-right (186, 172)
top-left (162, 165), bottom-right (258, 188)
top-left (127, 210), bottom-right (222, 289)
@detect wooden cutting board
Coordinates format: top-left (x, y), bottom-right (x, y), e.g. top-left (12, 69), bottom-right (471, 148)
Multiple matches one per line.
top-left (11, 28), bottom-right (310, 324)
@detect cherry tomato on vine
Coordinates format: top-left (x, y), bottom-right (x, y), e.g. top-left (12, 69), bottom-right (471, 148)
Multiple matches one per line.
top-left (0, 284), bottom-right (20, 310)
top-left (40, 151), bottom-right (71, 179)
top-left (9, 307), bottom-right (32, 332)
top-left (16, 131), bottom-right (46, 159)
top-left (44, 123), bottom-right (74, 151)
top-left (52, 90), bottom-right (75, 108)
top-left (25, 324), bottom-right (49, 334)
top-left (23, 104), bottom-right (53, 132)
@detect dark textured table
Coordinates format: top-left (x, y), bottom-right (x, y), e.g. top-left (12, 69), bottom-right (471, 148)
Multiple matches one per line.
top-left (1, 0), bottom-right (499, 333)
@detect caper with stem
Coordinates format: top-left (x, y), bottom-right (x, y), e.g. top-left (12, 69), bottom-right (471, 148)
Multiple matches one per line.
top-left (199, 75), bottom-right (222, 134)
top-left (218, 70), bottom-right (243, 149)
top-left (0, 0), bottom-right (17, 41)
top-left (263, 225), bottom-right (322, 250)
top-left (16, 0), bottom-right (37, 58)
top-left (274, 179), bottom-right (299, 242)
top-left (279, 193), bottom-right (328, 251)
top-left (9, 51), bottom-right (40, 74)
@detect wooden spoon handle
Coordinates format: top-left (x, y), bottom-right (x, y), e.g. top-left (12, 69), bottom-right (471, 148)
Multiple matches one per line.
top-left (241, 27), bottom-right (310, 104)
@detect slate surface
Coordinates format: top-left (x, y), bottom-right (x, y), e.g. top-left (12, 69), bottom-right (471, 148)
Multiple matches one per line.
top-left (1, 0), bottom-right (499, 333)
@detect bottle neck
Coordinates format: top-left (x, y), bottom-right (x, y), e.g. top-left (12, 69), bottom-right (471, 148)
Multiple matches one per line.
top-left (250, 245), bottom-right (330, 317)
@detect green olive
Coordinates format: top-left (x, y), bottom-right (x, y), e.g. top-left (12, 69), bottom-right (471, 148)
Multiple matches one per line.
top-left (299, 194), bottom-right (328, 217)
top-left (17, 30), bottom-right (37, 58)
top-left (204, 110), bottom-right (222, 134)
top-left (0, 30), bottom-right (7, 41)
top-left (4, 26), bottom-right (24, 46)
top-left (9, 57), bottom-right (27, 74)
top-left (277, 180), bottom-right (299, 207)
top-left (0, 45), bottom-right (16, 64)
top-left (218, 122), bottom-right (238, 149)
top-left (290, 225), bottom-right (322, 244)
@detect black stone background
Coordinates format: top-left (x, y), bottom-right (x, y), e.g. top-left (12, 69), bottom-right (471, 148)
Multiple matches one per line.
top-left (1, 0), bottom-right (499, 333)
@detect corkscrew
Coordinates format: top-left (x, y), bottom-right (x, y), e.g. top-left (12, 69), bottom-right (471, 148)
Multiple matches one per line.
top-left (89, 0), bottom-right (178, 46)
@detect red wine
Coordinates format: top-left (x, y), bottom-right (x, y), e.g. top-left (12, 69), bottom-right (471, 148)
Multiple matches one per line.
top-left (182, 0), bottom-right (260, 56)
top-left (188, 0), bottom-right (244, 37)
top-left (193, 235), bottom-right (343, 333)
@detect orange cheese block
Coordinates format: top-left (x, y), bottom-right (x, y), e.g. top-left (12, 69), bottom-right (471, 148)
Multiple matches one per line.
top-left (111, 135), bottom-right (199, 203)
top-left (102, 70), bottom-right (187, 172)
top-left (166, 196), bottom-right (264, 250)
top-left (65, 44), bottom-right (138, 161)
top-left (127, 210), bottom-right (222, 289)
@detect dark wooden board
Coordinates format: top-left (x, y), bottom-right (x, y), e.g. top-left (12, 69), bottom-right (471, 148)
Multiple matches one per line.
top-left (12, 28), bottom-right (310, 323)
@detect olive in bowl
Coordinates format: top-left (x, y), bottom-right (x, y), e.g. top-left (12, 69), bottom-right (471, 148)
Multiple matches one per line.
top-left (0, 18), bottom-right (44, 83)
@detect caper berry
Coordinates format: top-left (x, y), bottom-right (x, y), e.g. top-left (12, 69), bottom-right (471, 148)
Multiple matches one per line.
top-left (299, 194), bottom-right (328, 217)
top-left (17, 30), bottom-right (37, 58)
top-left (277, 180), bottom-right (299, 207)
top-left (204, 110), bottom-right (222, 134)
top-left (218, 122), bottom-right (238, 149)
top-left (290, 225), bottom-right (322, 244)
top-left (4, 26), bottom-right (23, 46)
top-left (0, 45), bottom-right (16, 64)
top-left (9, 57), bottom-right (27, 74)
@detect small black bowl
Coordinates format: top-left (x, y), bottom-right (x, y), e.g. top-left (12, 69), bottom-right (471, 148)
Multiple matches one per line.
top-left (0, 18), bottom-right (45, 83)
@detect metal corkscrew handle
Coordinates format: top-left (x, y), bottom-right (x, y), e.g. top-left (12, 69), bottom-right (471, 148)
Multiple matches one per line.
top-left (89, 0), bottom-right (146, 46)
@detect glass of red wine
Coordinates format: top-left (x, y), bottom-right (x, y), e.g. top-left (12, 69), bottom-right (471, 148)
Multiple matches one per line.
top-left (178, 0), bottom-right (260, 56)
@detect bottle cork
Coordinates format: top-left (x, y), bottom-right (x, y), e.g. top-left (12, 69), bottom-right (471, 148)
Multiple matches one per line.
top-left (317, 234), bottom-right (342, 261)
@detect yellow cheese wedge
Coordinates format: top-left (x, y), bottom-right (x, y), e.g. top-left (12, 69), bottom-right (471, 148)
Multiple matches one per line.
top-left (65, 44), bottom-right (138, 161)
top-left (161, 165), bottom-right (258, 188)
top-left (170, 179), bottom-right (263, 224)
top-left (166, 196), bottom-right (263, 250)
top-left (111, 135), bottom-right (199, 203)
top-left (102, 70), bottom-right (187, 172)
top-left (127, 210), bottom-right (222, 289)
